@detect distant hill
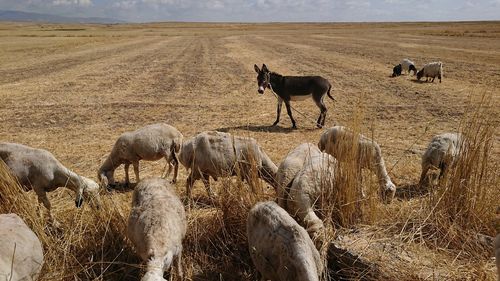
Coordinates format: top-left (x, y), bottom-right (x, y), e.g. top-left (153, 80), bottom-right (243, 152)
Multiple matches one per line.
top-left (0, 10), bottom-right (124, 24)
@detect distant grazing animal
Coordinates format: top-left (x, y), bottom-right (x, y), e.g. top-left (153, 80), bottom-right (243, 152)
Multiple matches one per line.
top-left (288, 151), bottom-right (337, 238)
top-left (179, 131), bottom-right (277, 202)
top-left (417, 61), bottom-right (443, 83)
top-left (275, 143), bottom-right (322, 209)
top-left (401, 59), bottom-right (417, 75)
top-left (247, 201), bottom-right (323, 281)
top-left (254, 64), bottom-right (334, 129)
top-left (0, 142), bottom-right (100, 222)
top-left (419, 133), bottom-right (463, 185)
top-left (0, 214), bottom-right (44, 281)
top-left (127, 178), bottom-right (186, 281)
top-left (392, 64), bottom-right (402, 77)
top-left (318, 126), bottom-right (396, 202)
top-left (98, 123), bottom-right (183, 189)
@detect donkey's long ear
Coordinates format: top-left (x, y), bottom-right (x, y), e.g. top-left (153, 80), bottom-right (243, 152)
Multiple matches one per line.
top-left (262, 64), bottom-right (269, 72)
top-left (254, 64), bottom-right (260, 73)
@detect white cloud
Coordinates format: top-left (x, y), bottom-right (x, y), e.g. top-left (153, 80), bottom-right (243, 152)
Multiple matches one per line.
top-left (52, 0), bottom-right (92, 7)
top-left (112, 0), bottom-right (138, 9)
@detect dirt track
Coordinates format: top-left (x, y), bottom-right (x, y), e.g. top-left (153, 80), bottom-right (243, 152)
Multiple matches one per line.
top-left (0, 21), bottom-right (499, 280)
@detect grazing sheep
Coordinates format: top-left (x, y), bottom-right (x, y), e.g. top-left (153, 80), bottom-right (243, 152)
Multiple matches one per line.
top-left (179, 131), bottom-right (277, 202)
top-left (318, 126), bottom-right (396, 202)
top-left (98, 123), bottom-right (183, 188)
top-left (0, 142), bottom-right (100, 221)
top-left (419, 133), bottom-right (463, 185)
top-left (417, 61), bottom-right (443, 83)
top-left (275, 143), bottom-right (322, 209)
top-left (392, 64), bottom-right (402, 77)
top-left (401, 59), bottom-right (417, 75)
top-left (127, 177), bottom-right (186, 281)
top-left (247, 201), bottom-right (323, 281)
top-left (288, 151), bottom-right (337, 238)
top-left (0, 214), bottom-right (44, 281)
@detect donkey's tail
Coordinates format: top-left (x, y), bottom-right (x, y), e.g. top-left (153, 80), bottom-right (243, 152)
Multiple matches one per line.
top-left (326, 85), bottom-right (335, 101)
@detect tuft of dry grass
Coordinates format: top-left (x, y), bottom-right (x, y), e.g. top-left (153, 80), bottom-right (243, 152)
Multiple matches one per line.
top-left (423, 93), bottom-right (499, 257)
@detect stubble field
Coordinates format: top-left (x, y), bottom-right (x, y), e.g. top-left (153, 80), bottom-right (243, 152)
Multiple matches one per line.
top-left (0, 21), bottom-right (499, 280)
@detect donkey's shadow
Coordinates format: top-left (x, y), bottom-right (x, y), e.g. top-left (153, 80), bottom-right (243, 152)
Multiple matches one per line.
top-left (216, 124), bottom-right (317, 133)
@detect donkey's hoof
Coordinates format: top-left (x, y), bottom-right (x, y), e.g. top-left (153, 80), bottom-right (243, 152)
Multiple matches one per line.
top-left (316, 124), bottom-right (323, 129)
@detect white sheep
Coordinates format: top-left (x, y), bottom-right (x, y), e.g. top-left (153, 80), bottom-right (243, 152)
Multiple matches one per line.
top-left (0, 142), bottom-right (100, 222)
top-left (401, 58), bottom-right (417, 75)
top-left (416, 61), bottom-right (443, 83)
top-left (288, 151), bottom-right (337, 238)
top-left (275, 143), bottom-right (322, 209)
top-left (0, 214), bottom-right (44, 281)
top-left (318, 126), bottom-right (396, 202)
top-left (247, 201), bottom-right (323, 281)
top-left (127, 177), bottom-right (186, 281)
top-left (98, 123), bottom-right (183, 188)
top-left (178, 131), bottom-right (278, 202)
top-left (419, 133), bottom-right (463, 185)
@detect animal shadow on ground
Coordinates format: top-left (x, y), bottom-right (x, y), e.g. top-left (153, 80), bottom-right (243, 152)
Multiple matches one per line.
top-left (411, 79), bottom-right (426, 84)
top-left (107, 182), bottom-right (137, 193)
top-left (215, 124), bottom-right (317, 133)
top-left (395, 180), bottom-right (432, 200)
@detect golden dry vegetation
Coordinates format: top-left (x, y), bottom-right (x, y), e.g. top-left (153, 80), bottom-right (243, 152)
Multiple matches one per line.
top-left (0, 21), bottom-right (499, 280)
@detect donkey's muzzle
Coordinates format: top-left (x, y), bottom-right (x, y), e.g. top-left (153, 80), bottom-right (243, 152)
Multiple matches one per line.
top-left (258, 86), bottom-right (265, 94)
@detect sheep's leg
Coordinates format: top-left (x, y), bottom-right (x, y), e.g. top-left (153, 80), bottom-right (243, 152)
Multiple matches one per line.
top-left (172, 157), bottom-right (179, 184)
top-left (438, 163), bottom-right (447, 181)
top-left (419, 165), bottom-right (430, 187)
top-left (358, 169), bottom-right (366, 198)
top-left (163, 156), bottom-right (173, 179)
top-left (35, 189), bottom-right (60, 228)
top-left (186, 171), bottom-right (196, 204)
top-left (176, 251), bottom-right (183, 281)
top-left (202, 174), bottom-right (215, 198)
top-left (124, 163), bottom-right (130, 186)
top-left (133, 162), bottom-right (140, 183)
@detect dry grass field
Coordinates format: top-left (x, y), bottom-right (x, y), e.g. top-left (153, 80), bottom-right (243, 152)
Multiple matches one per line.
top-left (0, 21), bottom-right (499, 280)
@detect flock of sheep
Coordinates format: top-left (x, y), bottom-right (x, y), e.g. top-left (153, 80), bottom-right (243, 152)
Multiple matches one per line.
top-left (0, 115), bottom-right (472, 280)
top-left (392, 58), bottom-right (443, 83)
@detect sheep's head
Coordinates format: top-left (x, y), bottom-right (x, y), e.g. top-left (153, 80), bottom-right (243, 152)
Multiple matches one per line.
top-left (98, 170), bottom-right (115, 190)
top-left (80, 177), bottom-right (101, 209)
top-left (416, 69), bottom-right (424, 80)
top-left (318, 131), bottom-right (328, 151)
top-left (409, 64), bottom-right (417, 75)
top-left (382, 181), bottom-right (396, 204)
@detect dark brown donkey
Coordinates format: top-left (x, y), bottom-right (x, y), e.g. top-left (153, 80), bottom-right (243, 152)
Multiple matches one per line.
top-left (254, 64), bottom-right (334, 129)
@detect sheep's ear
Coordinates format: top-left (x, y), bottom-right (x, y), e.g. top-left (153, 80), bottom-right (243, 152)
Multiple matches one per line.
top-left (254, 64), bottom-right (260, 73)
top-left (262, 64), bottom-right (269, 72)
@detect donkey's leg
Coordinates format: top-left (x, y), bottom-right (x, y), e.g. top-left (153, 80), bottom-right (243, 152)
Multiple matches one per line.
top-left (314, 95), bottom-right (328, 128)
top-left (272, 97), bottom-right (283, 126)
top-left (284, 100), bottom-right (297, 129)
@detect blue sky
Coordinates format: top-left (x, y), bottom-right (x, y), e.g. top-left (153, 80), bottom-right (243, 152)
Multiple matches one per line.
top-left (1, 0), bottom-right (499, 22)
